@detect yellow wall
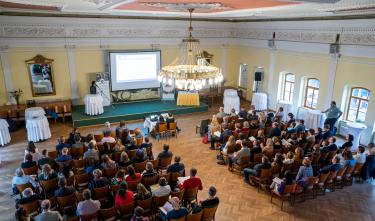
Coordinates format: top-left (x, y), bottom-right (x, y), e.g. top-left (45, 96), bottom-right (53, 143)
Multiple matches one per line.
top-left (0, 59), bottom-right (7, 105)
top-left (6, 48), bottom-right (71, 104)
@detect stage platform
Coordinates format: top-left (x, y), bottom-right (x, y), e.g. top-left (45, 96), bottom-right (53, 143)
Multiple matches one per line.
top-left (72, 100), bottom-right (208, 127)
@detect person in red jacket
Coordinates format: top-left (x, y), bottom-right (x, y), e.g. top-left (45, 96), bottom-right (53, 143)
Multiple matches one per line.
top-left (178, 168), bottom-right (203, 190)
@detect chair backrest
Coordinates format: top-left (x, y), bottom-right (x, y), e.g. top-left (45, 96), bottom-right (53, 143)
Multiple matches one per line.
top-left (114, 151), bottom-right (122, 162)
top-left (19, 200), bottom-right (39, 216)
top-left (127, 149), bottom-right (137, 159)
top-left (136, 137), bottom-right (143, 146)
top-left (344, 165), bottom-right (355, 175)
top-left (326, 171), bottom-right (338, 183)
top-left (103, 167), bottom-right (118, 178)
top-left (93, 186), bottom-right (110, 200)
top-left (337, 166), bottom-right (347, 177)
top-left (283, 184), bottom-right (295, 194)
top-left (183, 186), bottom-right (199, 201)
top-left (142, 175), bottom-right (159, 187)
top-left (158, 123), bottom-right (167, 132)
top-left (134, 161), bottom-right (147, 173)
top-left (71, 147), bottom-right (84, 158)
top-left (118, 202), bottom-right (135, 216)
top-left (318, 173), bottom-right (329, 184)
top-left (153, 194), bottom-right (170, 207)
top-left (127, 180), bottom-right (140, 192)
top-left (311, 153), bottom-right (320, 165)
top-left (40, 177), bottom-right (58, 193)
top-left (72, 159), bottom-right (85, 169)
top-left (94, 134), bottom-right (104, 142)
top-left (353, 162), bottom-right (364, 174)
top-left (169, 122), bottom-right (177, 130)
top-left (23, 165), bottom-right (38, 175)
top-left (170, 217), bottom-right (186, 221)
top-left (306, 176), bottom-right (319, 188)
top-left (149, 159), bottom-right (158, 169)
top-left (159, 156), bottom-right (172, 168)
top-left (187, 210), bottom-right (203, 221)
top-left (202, 204), bottom-right (219, 221)
top-left (75, 173), bottom-right (89, 190)
top-left (57, 193), bottom-right (76, 208)
top-left (136, 197), bottom-right (153, 211)
top-left (100, 207), bottom-right (117, 221)
top-left (259, 168), bottom-right (272, 179)
top-left (48, 150), bottom-right (58, 159)
top-left (239, 156), bottom-right (250, 168)
top-left (16, 183), bottom-right (33, 194)
top-left (168, 172), bottom-right (182, 183)
top-left (253, 153), bottom-right (263, 163)
top-left (80, 212), bottom-right (98, 221)
top-left (170, 189), bottom-right (185, 201)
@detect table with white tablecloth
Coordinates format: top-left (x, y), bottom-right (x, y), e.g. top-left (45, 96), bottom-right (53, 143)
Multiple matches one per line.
top-left (0, 119), bottom-right (11, 146)
top-left (304, 109), bottom-right (326, 130)
top-left (177, 91), bottom-right (200, 106)
top-left (26, 116), bottom-right (51, 142)
top-left (223, 89), bottom-right (240, 114)
top-left (343, 122), bottom-right (367, 151)
top-left (25, 107), bottom-right (46, 119)
top-left (251, 93), bottom-right (267, 111)
top-left (276, 100), bottom-right (292, 122)
top-left (84, 94), bottom-right (104, 116)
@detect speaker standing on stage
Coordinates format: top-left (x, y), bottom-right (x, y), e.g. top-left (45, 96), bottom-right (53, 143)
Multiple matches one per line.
top-left (322, 101), bottom-right (342, 132)
top-left (90, 81), bottom-right (97, 95)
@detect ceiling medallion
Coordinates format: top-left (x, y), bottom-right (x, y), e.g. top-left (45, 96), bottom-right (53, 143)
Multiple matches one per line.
top-left (158, 8), bottom-right (223, 91)
top-left (140, 2), bottom-right (231, 12)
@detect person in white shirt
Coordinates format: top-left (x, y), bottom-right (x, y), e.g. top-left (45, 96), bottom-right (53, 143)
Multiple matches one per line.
top-left (354, 146), bottom-right (366, 164)
top-left (11, 168), bottom-right (38, 194)
top-left (101, 130), bottom-right (116, 143)
top-left (152, 177), bottom-right (171, 197)
top-left (77, 189), bottom-right (101, 216)
top-left (34, 199), bottom-right (63, 221)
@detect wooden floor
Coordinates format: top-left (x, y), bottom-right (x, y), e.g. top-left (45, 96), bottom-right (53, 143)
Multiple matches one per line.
top-left (0, 106), bottom-right (375, 221)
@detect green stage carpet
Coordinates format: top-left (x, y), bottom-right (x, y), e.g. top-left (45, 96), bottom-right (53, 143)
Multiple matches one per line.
top-left (72, 100), bottom-right (208, 127)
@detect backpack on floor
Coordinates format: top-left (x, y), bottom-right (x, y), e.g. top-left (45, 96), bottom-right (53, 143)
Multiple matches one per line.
top-left (202, 133), bottom-right (209, 144)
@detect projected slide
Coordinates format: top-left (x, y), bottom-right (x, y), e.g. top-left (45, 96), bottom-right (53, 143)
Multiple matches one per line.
top-left (109, 51), bottom-right (161, 91)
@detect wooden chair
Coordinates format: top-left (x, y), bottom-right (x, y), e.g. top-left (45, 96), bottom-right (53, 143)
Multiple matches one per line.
top-left (40, 177), bottom-right (58, 198)
top-left (232, 156), bottom-right (250, 174)
top-left (80, 212), bottom-right (98, 221)
top-left (157, 122), bottom-right (168, 140)
top-left (253, 168), bottom-right (272, 192)
top-left (72, 159), bottom-right (85, 174)
top-left (63, 104), bottom-right (72, 121)
top-left (249, 153), bottom-right (263, 168)
top-left (19, 200), bottom-right (39, 217)
top-left (93, 186), bottom-right (110, 202)
top-left (270, 184), bottom-right (295, 210)
top-left (324, 170), bottom-right (338, 192)
top-left (158, 156), bottom-right (172, 172)
top-left (16, 183), bottom-right (33, 197)
top-left (303, 176), bottom-right (319, 200)
top-left (352, 162), bottom-right (365, 183)
top-left (94, 134), bottom-right (104, 142)
top-left (23, 165), bottom-right (38, 176)
top-left (168, 172), bottom-right (182, 184)
top-left (47, 196), bottom-right (58, 210)
top-left (48, 150), bottom-right (58, 159)
top-left (75, 191), bottom-right (84, 202)
top-left (136, 197), bottom-right (153, 217)
top-left (187, 210), bottom-right (203, 221)
top-left (142, 175), bottom-right (159, 187)
top-left (170, 217), bottom-right (186, 221)
top-left (153, 194), bottom-right (170, 218)
top-left (183, 187), bottom-right (199, 206)
top-left (103, 167), bottom-right (118, 178)
top-left (113, 151), bottom-right (122, 162)
top-left (170, 189), bottom-right (185, 202)
top-left (75, 173), bottom-right (89, 191)
top-left (168, 122), bottom-right (178, 138)
top-left (334, 166), bottom-right (347, 189)
top-left (54, 105), bottom-right (65, 122)
top-left (136, 137), bottom-right (143, 146)
top-left (343, 165), bottom-right (355, 185)
top-left (71, 146), bottom-right (84, 159)
top-left (117, 202), bottom-right (135, 220)
top-left (57, 193), bottom-right (77, 213)
top-left (127, 180), bottom-right (140, 192)
top-left (149, 159), bottom-right (158, 169)
top-left (100, 206), bottom-right (117, 221)
top-left (201, 204), bottom-right (219, 221)
top-left (314, 173), bottom-right (329, 195)
top-left (134, 161), bottom-right (147, 173)
top-left (127, 149), bottom-right (137, 159)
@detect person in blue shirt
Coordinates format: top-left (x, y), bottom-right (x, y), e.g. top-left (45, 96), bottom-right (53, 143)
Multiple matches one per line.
top-left (167, 155), bottom-right (185, 174)
top-left (320, 156), bottom-right (342, 174)
top-left (322, 101), bottom-right (342, 133)
top-left (56, 136), bottom-right (70, 152)
top-left (161, 197), bottom-right (188, 221)
top-left (343, 151), bottom-right (356, 167)
top-left (56, 148), bottom-right (72, 162)
top-left (322, 125), bottom-right (332, 141)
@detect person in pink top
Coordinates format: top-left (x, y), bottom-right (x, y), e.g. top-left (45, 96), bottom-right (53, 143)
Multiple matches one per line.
top-left (115, 182), bottom-right (134, 207)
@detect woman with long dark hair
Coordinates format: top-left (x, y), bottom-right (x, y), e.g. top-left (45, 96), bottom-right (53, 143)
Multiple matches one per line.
top-left (115, 182), bottom-right (134, 207)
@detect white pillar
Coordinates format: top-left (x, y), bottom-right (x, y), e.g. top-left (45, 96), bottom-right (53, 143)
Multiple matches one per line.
top-left (221, 44), bottom-right (228, 88)
top-left (0, 46), bottom-right (14, 103)
top-left (267, 48), bottom-right (276, 109)
top-left (65, 45), bottom-right (79, 104)
top-left (324, 53), bottom-right (339, 108)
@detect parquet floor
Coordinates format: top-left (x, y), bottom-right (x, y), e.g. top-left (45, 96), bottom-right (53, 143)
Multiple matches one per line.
top-left (0, 107), bottom-right (375, 221)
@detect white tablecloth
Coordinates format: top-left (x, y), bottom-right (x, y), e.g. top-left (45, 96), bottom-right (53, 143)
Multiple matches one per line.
top-left (84, 94), bottom-right (104, 116)
top-left (223, 89), bottom-right (240, 114)
top-left (251, 93), bottom-right (267, 111)
top-left (25, 107), bottom-right (46, 120)
top-left (26, 116), bottom-right (51, 142)
top-left (304, 109), bottom-right (325, 130)
top-left (344, 122), bottom-right (367, 151)
top-left (0, 119), bottom-right (11, 146)
top-left (276, 100), bottom-right (292, 122)
top-left (144, 118), bottom-right (157, 133)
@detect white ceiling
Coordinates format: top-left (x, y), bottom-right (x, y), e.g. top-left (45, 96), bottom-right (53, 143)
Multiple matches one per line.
top-left (0, 0), bottom-right (374, 20)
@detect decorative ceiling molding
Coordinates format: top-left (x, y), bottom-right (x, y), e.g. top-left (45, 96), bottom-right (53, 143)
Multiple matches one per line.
top-left (0, 16), bottom-right (374, 46)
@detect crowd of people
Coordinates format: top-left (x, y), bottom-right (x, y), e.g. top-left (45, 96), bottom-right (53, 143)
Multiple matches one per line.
top-left (207, 104), bottom-right (375, 201)
top-left (12, 120), bottom-right (219, 221)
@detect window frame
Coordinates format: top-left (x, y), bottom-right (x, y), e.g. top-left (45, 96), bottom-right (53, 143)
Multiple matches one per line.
top-left (282, 73), bottom-right (295, 102)
top-left (346, 87), bottom-right (370, 122)
top-left (304, 78), bottom-right (320, 109)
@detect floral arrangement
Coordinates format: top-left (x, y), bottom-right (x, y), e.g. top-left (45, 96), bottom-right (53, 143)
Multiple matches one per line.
top-left (9, 88), bottom-right (23, 106)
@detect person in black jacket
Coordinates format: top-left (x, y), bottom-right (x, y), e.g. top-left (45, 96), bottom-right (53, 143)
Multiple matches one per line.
top-left (38, 149), bottom-right (57, 169)
top-left (54, 177), bottom-right (76, 197)
top-left (15, 188), bottom-right (41, 209)
top-left (200, 186), bottom-right (219, 208)
top-left (268, 122), bottom-right (281, 138)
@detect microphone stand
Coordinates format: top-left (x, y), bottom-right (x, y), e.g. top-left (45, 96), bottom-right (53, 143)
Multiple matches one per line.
top-left (95, 83), bottom-right (115, 110)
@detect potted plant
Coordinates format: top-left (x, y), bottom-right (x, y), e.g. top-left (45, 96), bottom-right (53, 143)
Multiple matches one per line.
top-left (9, 88), bottom-right (23, 107)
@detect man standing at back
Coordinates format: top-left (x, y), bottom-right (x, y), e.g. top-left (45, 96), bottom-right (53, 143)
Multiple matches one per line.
top-left (322, 101), bottom-right (342, 133)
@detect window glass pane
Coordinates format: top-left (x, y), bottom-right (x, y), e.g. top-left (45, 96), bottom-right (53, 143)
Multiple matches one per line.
top-left (312, 99), bottom-right (318, 109)
top-left (350, 98), bottom-right (359, 109)
top-left (359, 100), bottom-right (368, 113)
top-left (308, 79), bottom-right (320, 88)
top-left (360, 89), bottom-right (370, 99)
top-left (352, 88), bottom-right (359, 97)
top-left (284, 92), bottom-right (290, 101)
top-left (313, 90), bottom-right (319, 99)
top-left (286, 74), bottom-right (295, 82)
top-left (291, 84), bottom-right (295, 93)
top-left (357, 112), bottom-right (366, 122)
top-left (285, 82), bottom-right (291, 90)
top-left (306, 97), bottom-right (312, 108)
top-left (347, 110), bottom-right (357, 122)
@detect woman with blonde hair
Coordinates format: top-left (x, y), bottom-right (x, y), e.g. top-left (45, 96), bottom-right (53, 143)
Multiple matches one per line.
top-left (101, 154), bottom-right (116, 169)
top-left (134, 183), bottom-right (151, 200)
top-left (118, 151), bottom-right (132, 168)
top-left (209, 115), bottom-right (222, 150)
top-left (295, 157), bottom-right (313, 186)
top-left (134, 128), bottom-right (143, 139)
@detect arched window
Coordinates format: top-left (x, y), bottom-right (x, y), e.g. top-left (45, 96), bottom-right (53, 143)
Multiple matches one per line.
top-left (304, 78), bottom-right (320, 109)
top-left (347, 87), bottom-right (370, 122)
top-left (282, 73), bottom-right (295, 102)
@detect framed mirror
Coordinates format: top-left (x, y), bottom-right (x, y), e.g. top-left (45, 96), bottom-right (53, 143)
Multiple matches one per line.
top-left (25, 55), bottom-right (56, 97)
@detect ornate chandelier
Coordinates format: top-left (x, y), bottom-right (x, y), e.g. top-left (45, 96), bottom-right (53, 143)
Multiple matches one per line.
top-left (158, 8), bottom-right (223, 91)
